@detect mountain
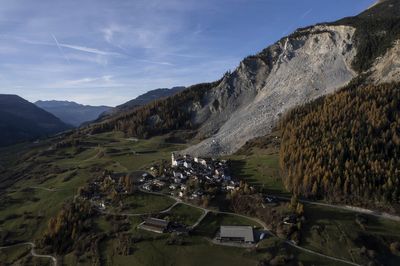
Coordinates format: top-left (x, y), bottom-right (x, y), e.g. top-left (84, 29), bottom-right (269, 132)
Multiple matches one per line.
top-left (89, 0), bottom-right (400, 156)
top-left (35, 100), bottom-right (112, 127)
top-left (0, 95), bottom-right (71, 147)
top-left (115, 86), bottom-right (186, 113)
top-left (98, 86), bottom-right (186, 119)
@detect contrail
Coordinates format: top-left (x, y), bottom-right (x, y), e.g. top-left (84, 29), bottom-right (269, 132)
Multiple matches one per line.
top-left (283, 8), bottom-right (313, 36)
top-left (51, 34), bottom-right (71, 64)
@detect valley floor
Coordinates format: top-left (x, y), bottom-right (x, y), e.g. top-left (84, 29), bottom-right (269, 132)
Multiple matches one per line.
top-left (0, 131), bottom-right (399, 265)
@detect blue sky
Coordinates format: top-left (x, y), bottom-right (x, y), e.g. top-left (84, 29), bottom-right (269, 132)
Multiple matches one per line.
top-left (0, 0), bottom-right (375, 106)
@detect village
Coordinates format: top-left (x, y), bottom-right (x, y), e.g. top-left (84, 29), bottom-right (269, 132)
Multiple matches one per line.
top-left (140, 153), bottom-right (239, 202)
top-left (75, 153), bottom-right (300, 247)
top-left (72, 153), bottom-right (304, 250)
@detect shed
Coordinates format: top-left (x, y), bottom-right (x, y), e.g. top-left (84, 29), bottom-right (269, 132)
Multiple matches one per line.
top-left (218, 226), bottom-right (254, 243)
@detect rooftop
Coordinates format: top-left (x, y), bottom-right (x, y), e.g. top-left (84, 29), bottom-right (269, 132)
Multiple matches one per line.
top-left (144, 217), bottom-right (169, 228)
top-left (220, 226), bottom-right (254, 242)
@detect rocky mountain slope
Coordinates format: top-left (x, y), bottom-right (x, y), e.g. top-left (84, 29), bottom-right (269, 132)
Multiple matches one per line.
top-left (0, 95), bottom-right (71, 146)
top-left (91, 0), bottom-right (400, 156)
top-left (35, 100), bottom-right (112, 127)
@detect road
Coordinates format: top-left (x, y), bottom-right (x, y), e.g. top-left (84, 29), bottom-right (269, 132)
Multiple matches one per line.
top-left (273, 196), bottom-right (400, 222)
top-left (0, 242), bottom-right (57, 266)
top-left (26, 185), bottom-right (361, 265)
top-left (133, 189), bottom-right (360, 266)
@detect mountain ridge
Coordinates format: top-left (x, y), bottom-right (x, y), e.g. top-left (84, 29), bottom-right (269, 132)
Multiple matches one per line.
top-left (87, 0), bottom-right (400, 156)
top-left (0, 94), bottom-right (71, 146)
top-left (35, 100), bottom-right (112, 127)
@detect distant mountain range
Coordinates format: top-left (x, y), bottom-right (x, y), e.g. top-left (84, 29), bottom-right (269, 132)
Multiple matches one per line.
top-left (35, 100), bottom-right (112, 127)
top-left (0, 95), bottom-right (71, 147)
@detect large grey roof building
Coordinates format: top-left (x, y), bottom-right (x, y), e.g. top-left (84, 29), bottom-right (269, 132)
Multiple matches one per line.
top-left (218, 226), bottom-right (255, 243)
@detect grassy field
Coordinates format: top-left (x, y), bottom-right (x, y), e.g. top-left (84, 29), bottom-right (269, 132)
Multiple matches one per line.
top-left (301, 204), bottom-right (400, 265)
top-left (99, 236), bottom-right (260, 266)
top-left (0, 132), bottom-right (184, 245)
top-left (2, 130), bottom-right (400, 265)
top-left (165, 203), bottom-right (204, 226)
top-left (116, 192), bottom-right (176, 214)
top-left (226, 150), bottom-right (288, 196)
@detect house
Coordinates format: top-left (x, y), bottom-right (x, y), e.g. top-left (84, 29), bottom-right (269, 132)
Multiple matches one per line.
top-left (264, 196), bottom-right (277, 204)
top-left (171, 153), bottom-right (183, 167)
top-left (153, 179), bottom-right (166, 188)
top-left (173, 171), bottom-right (184, 179)
top-left (217, 226), bottom-right (255, 244)
top-left (169, 184), bottom-right (179, 190)
top-left (199, 159), bottom-right (207, 166)
top-left (226, 184), bottom-right (236, 191)
top-left (138, 218), bottom-right (170, 233)
top-left (222, 174), bottom-right (231, 181)
top-left (283, 214), bottom-right (297, 225)
top-left (184, 161), bottom-right (192, 168)
top-left (142, 182), bottom-right (153, 191)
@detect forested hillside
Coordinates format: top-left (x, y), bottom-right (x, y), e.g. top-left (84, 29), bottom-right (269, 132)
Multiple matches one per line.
top-left (280, 82), bottom-right (400, 205)
top-left (90, 81), bottom-right (220, 138)
top-left (0, 95), bottom-right (71, 146)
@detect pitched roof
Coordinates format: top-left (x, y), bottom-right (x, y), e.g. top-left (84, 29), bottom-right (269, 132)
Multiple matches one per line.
top-left (144, 217), bottom-right (169, 228)
top-left (220, 226), bottom-right (254, 242)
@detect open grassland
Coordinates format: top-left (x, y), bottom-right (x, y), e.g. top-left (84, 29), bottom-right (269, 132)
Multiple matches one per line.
top-left (301, 204), bottom-right (400, 265)
top-left (226, 150), bottom-right (288, 196)
top-left (113, 192), bottom-right (176, 214)
top-left (0, 132), bottom-right (186, 246)
top-left (1, 131), bottom-right (400, 265)
top-left (165, 203), bottom-right (203, 226)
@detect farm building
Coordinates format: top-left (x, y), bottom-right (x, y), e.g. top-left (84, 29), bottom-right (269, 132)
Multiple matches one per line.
top-left (138, 217), bottom-right (170, 233)
top-left (217, 226), bottom-right (255, 243)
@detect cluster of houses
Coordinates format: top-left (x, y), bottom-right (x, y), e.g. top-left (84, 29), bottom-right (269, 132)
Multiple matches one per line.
top-left (78, 172), bottom-right (128, 211)
top-left (140, 153), bottom-right (240, 200)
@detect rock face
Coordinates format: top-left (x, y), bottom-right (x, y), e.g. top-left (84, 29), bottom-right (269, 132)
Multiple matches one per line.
top-left (370, 40), bottom-right (400, 84)
top-left (94, 0), bottom-right (400, 156)
top-left (185, 25), bottom-right (357, 156)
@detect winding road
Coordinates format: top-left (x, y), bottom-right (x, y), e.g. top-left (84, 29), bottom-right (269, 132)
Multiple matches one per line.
top-left (273, 196), bottom-right (400, 222)
top-left (20, 185), bottom-right (374, 265)
top-left (0, 242), bottom-right (57, 266)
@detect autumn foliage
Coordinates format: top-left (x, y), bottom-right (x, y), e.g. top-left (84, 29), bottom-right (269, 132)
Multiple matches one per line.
top-left (280, 83), bottom-right (400, 205)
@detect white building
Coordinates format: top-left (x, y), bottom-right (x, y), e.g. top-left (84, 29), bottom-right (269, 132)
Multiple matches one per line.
top-left (183, 161), bottom-right (192, 168)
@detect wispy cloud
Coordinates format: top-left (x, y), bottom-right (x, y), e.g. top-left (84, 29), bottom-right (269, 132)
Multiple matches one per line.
top-left (4, 35), bottom-right (121, 57)
top-left (301, 9), bottom-right (313, 19)
top-left (59, 43), bottom-right (121, 56)
top-left (282, 8), bottom-right (313, 35)
top-left (51, 34), bottom-right (70, 63)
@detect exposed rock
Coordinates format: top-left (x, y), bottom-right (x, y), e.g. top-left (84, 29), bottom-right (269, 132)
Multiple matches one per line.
top-left (185, 25), bottom-right (357, 156)
top-left (370, 40), bottom-right (400, 83)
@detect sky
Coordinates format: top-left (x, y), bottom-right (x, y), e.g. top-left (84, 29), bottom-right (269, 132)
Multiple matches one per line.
top-left (0, 0), bottom-right (376, 106)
